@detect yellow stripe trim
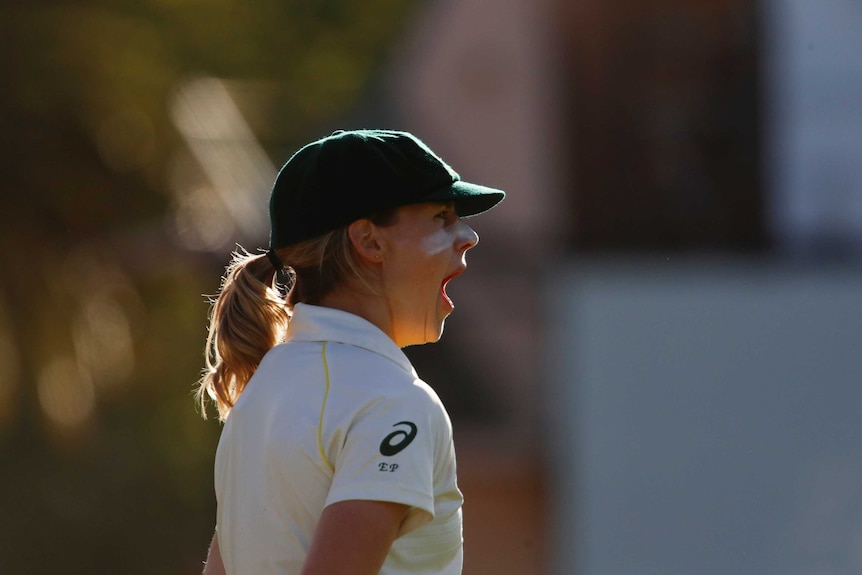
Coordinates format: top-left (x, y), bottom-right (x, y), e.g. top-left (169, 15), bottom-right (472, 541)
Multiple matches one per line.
top-left (318, 341), bottom-right (335, 473)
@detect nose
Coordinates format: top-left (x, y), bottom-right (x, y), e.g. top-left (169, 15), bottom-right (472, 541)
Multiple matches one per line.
top-left (456, 220), bottom-right (479, 252)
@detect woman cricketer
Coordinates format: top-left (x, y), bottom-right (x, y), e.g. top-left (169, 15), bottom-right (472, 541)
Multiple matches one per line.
top-left (198, 129), bottom-right (505, 575)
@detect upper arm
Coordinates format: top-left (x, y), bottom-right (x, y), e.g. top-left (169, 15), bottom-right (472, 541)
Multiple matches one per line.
top-left (203, 531), bottom-right (225, 575)
top-left (300, 499), bottom-right (411, 575)
top-left (324, 384), bottom-right (439, 531)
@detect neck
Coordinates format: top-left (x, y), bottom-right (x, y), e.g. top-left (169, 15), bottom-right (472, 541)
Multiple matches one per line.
top-left (317, 286), bottom-right (398, 345)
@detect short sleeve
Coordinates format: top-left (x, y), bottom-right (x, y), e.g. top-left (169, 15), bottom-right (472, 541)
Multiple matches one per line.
top-left (325, 389), bottom-right (439, 536)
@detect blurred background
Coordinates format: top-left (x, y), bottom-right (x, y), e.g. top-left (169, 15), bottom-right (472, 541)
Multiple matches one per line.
top-left (1, 0), bottom-right (861, 574)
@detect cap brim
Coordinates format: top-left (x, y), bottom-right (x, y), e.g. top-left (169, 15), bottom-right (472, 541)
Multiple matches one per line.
top-left (425, 180), bottom-right (506, 217)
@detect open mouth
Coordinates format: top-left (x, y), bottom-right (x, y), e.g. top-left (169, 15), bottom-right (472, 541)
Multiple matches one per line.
top-left (440, 269), bottom-right (465, 308)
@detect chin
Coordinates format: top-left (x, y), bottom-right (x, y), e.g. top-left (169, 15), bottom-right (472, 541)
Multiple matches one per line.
top-left (404, 310), bottom-right (449, 347)
top-left (427, 318), bottom-right (447, 343)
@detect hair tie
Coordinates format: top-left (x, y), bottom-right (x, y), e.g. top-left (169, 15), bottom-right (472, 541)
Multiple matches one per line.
top-left (265, 249), bottom-right (284, 271)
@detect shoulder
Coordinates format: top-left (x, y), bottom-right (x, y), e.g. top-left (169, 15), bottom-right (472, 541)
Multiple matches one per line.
top-left (322, 342), bottom-right (427, 395)
top-left (320, 343), bottom-right (448, 420)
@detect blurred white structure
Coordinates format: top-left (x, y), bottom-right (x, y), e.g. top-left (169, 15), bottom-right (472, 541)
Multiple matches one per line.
top-left (170, 77), bottom-right (276, 251)
top-left (763, 0), bottom-right (862, 257)
top-left (547, 259), bottom-right (862, 575)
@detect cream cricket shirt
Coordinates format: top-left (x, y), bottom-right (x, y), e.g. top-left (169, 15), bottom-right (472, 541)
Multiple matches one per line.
top-left (214, 303), bottom-right (464, 575)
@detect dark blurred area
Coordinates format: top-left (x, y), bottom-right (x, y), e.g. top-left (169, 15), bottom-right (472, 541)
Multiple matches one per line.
top-left (559, 1), bottom-right (764, 252)
top-left (0, 1), bottom-right (416, 573)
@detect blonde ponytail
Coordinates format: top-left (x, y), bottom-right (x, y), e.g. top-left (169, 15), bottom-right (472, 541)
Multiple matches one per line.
top-left (197, 248), bottom-right (289, 421)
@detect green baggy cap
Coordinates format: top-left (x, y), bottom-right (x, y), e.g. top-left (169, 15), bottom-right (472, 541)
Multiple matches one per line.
top-left (269, 129), bottom-right (505, 248)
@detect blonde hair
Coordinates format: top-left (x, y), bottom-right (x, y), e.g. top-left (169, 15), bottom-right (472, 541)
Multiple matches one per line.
top-left (197, 224), bottom-right (377, 421)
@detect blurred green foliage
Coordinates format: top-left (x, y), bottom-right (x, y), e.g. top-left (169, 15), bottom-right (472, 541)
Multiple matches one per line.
top-left (0, 0), bottom-right (415, 572)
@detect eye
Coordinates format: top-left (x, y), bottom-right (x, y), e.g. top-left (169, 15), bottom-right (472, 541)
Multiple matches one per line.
top-left (434, 205), bottom-right (456, 221)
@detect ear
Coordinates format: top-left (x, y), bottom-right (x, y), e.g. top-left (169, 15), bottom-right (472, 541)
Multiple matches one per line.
top-left (347, 219), bottom-right (384, 263)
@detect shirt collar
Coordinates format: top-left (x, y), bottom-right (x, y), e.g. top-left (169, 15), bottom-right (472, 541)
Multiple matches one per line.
top-left (285, 303), bottom-right (417, 376)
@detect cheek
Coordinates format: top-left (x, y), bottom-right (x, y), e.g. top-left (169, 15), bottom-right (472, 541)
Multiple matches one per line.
top-left (419, 228), bottom-right (453, 257)
top-left (384, 259), bottom-right (433, 300)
